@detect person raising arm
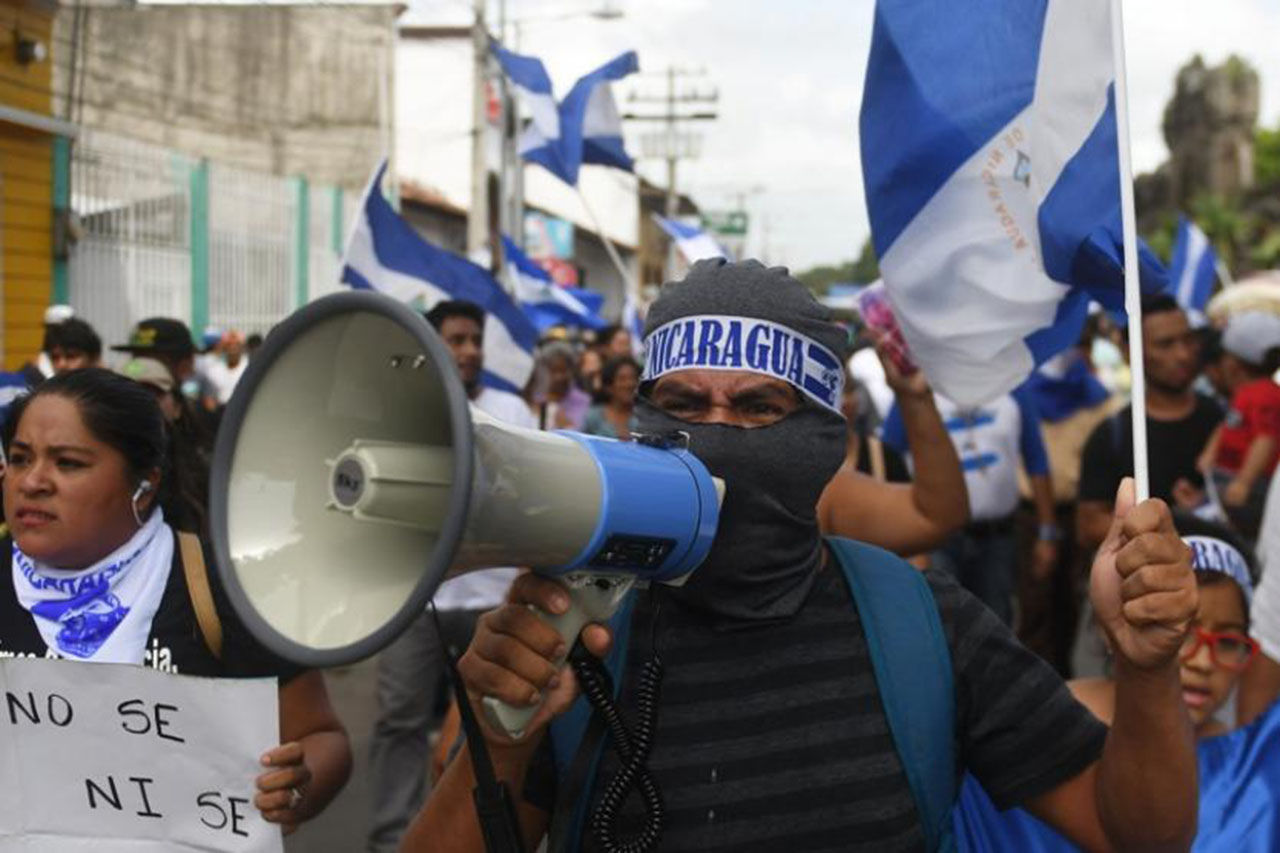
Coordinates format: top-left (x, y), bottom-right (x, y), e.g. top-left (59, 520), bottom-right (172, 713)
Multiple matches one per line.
top-left (817, 334), bottom-right (970, 555)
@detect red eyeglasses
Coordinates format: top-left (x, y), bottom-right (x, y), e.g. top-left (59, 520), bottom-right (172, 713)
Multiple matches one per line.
top-left (1180, 626), bottom-right (1259, 672)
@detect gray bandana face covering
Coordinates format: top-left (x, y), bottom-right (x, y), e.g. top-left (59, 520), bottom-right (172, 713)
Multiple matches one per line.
top-left (636, 399), bottom-right (846, 624)
top-left (636, 259), bottom-right (849, 625)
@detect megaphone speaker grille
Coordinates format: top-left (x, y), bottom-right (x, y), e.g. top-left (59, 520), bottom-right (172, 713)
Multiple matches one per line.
top-left (210, 292), bottom-right (475, 668)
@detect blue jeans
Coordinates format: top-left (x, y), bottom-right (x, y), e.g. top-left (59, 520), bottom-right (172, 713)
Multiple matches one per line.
top-left (932, 521), bottom-right (1018, 625)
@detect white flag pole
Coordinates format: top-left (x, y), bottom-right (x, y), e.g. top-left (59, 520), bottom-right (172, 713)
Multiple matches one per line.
top-left (1110, 0), bottom-right (1150, 502)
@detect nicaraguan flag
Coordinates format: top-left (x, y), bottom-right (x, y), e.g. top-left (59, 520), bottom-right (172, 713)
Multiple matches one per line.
top-left (342, 162), bottom-right (538, 394)
top-left (493, 42), bottom-right (638, 186)
top-left (1167, 216), bottom-right (1218, 316)
top-left (502, 235), bottom-right (607, 333)
top-left (860, 0), bottom-right (1167, 406)
top-left (653, 214), bottom-right (729, 263)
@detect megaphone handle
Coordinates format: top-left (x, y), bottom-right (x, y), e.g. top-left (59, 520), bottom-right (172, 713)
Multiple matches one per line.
top-left (483, 574), bottom-right (636, 740)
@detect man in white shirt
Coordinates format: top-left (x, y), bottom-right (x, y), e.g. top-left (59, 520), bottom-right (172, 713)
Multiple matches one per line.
top-left (367, 300), bottom-right (535, 853)
top-left (883, 388), bottom-right (1058, 625)
top-left (203, 331), bottom-right (250, 405)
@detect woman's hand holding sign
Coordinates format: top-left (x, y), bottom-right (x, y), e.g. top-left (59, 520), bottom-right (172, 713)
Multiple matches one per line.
top-left (255, 741), bottom-right (312, 834)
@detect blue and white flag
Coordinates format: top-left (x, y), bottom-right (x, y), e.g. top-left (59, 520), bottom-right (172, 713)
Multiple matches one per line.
top-left (652, 214), bottom-right (729, 263)
top-left (342, 162), bottom-right (538, 394)
top-left (502, 235), bottom-right (607, 333)
top-left (492, 42), bottom-right (638, 186)
top-left (860, 0), bottom-right (1167, 406)
top-left (1167, 216), bottom-right (1218, 317)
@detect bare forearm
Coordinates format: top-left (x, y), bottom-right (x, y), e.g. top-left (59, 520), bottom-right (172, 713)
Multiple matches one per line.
top-left (296, 729), bottom-right (351, 822)
top-left (1098, 659), bottom-right (1197, 850)
top-left (899, 394), bottom-right (969, 529)
top-left (1234, 436), bottom-right (1276, 489)
top-left (1031, 474), bottom-right (1056, 527)
top-left (403, 740), bottom-right (545, 853)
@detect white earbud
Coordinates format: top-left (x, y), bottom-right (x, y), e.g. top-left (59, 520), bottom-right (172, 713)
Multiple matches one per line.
top-left (130, 481), bottom-right (154, 527)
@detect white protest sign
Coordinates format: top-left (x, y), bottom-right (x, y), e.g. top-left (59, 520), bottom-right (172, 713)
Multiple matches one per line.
top-left (0, 657), bottom-right (283, 852)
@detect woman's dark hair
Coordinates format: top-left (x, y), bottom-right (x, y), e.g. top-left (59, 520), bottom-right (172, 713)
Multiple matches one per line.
top-left (2, 368), bottom-right (200, 531)
top-left (596, 324), bottom-right (629, 350)
top-left (600, 355), bottom-right (641, 391)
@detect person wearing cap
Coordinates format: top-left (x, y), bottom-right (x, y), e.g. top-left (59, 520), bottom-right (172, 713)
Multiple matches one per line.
top-left (114, 317), bottom-right (220, 444)
top-left (112, 317), bottom-right (198, 380)
top-left (116, 357), bottom-right (181, 422)
top-left (113, 317), bottom-right (218, 410)
top-left (1197, 311), bottom-right (1280, 540)
top-left (956, 516), bottom-right (1280, 851)
top-left (404, 260), bottom-right (1198, 852)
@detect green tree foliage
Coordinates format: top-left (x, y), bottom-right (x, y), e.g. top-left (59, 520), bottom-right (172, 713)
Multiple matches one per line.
top-left (1191, 194), bottom-right (1254, 270)
top-left (851, 237), bottom-right (881, 284)
top-left (795, 237), bottom-right (881, 296)
top-left (1257, 124), bottom-right (1280, 187)
top-left (1143, 214), bottom-right (1178, 264)
top-left (796, 260), bottom-right (856, 296)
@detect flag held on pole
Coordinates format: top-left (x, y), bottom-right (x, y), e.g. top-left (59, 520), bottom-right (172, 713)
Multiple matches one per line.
top-left (492, 42), bottom-right (638, 186)
top-left (341, 161), bottom-right (538, 394)
top-left (860, 0), bottom-right (1167, 406)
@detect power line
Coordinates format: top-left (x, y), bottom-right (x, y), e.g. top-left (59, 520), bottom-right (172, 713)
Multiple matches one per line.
top-left (622, 65), bottom-right (718, 279)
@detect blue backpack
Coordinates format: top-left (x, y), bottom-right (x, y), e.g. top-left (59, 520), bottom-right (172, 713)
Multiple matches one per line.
top-left (546, 537), bottom-right (958, 852)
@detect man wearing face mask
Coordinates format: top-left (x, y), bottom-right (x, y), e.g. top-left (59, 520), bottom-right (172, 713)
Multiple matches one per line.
top-left (405, 260), bottom-right (1198, 852)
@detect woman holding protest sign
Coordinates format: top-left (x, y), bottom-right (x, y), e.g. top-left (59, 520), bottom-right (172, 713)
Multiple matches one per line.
top-left (0, 368), bottom-right (351, 834)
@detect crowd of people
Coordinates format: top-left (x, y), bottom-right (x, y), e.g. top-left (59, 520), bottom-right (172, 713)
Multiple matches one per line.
top-left (2, 261), bottom-right (1280, 850)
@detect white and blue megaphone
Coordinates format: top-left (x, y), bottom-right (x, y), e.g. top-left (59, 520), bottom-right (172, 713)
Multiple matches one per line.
top-left (210, 291), bottom-right (721, 736)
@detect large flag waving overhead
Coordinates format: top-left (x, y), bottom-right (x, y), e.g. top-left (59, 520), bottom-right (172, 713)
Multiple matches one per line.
top-left (860, 0), bottom-right (1167, 406)
top-left (1167, 216), bottom-right (1218, 318)
top-left (492, 42), bottom-right (638, 186)
top-left (342, 162), bottom-right (538, 394)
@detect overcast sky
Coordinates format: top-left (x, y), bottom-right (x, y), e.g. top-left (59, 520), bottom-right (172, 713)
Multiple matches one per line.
top-left (413, 0), bottom-right (1280, 272)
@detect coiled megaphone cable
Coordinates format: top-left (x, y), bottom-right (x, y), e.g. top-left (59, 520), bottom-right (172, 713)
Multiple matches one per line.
top-left (571, 596), bottom-right (667, 853)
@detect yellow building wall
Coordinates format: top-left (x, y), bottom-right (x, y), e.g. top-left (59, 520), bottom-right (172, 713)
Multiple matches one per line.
top-left (1, 0), bottom-right (55, 370)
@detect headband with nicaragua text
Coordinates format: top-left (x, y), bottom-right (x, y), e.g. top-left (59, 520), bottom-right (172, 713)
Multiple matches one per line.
top-left (1185, 535), bottom-right (1254, 607)
top-left (642, 314), bottom-right (846, 415)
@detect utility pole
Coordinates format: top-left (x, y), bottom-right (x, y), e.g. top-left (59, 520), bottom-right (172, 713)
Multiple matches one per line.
top-left (467, 0), bottom-right (489, 258)
top-left (625, 68), bottom-right (718, 280)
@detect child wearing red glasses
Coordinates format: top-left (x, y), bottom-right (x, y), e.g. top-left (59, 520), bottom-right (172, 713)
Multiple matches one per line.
top-left (954, 518), bottom-right (1279, 851)
top-left (1068, 530), bottom-right (1258, 737)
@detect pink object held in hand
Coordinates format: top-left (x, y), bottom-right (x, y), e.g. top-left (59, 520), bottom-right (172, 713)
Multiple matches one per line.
top-left (856, 283), bottom-right (917, 375)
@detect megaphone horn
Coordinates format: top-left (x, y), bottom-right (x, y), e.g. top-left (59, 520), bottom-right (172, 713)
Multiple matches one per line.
top-left (211, 291), bottom-right (721, 737)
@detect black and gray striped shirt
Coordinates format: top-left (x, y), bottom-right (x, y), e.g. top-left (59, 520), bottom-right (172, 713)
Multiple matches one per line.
top-left (525, 561), bottom-right (1106, 851)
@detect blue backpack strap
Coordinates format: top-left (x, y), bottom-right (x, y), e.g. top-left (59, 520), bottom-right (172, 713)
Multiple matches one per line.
top-left (546, 589), bottom-right (636, 853)
top-left (827, 536), bottom-right (957, 851)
